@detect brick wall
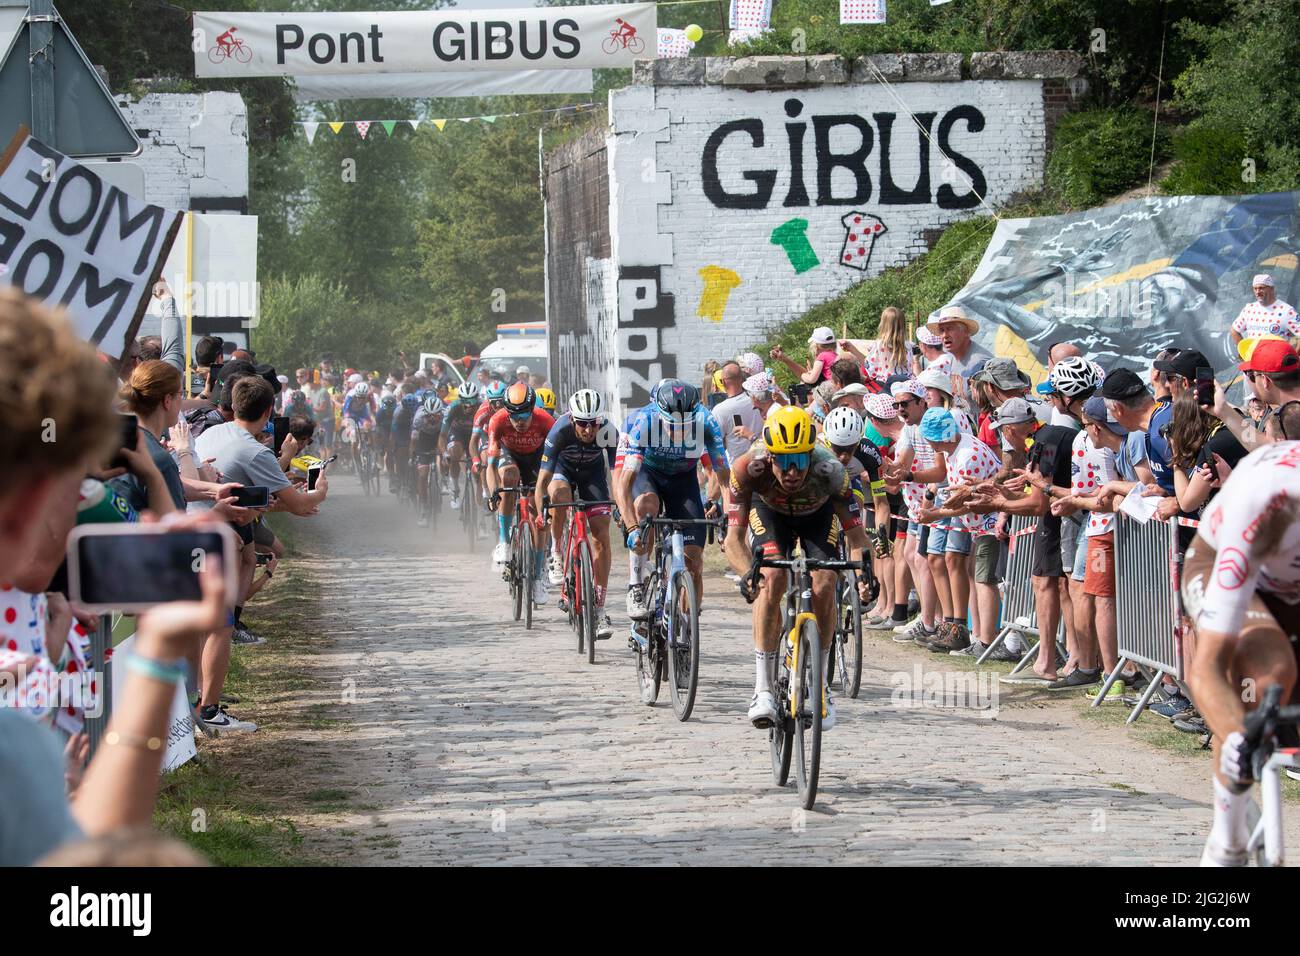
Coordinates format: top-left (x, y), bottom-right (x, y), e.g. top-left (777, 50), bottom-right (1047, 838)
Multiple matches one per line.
top-left (545, 52), bottom-right (1083, 413)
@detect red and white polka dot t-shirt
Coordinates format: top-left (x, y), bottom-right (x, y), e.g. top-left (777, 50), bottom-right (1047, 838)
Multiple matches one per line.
top-left (1231, 299), bottom-right (1300, 340)
top-left (946, 434), bottom-right (1001, 535)
top-left (1071, 429), bottom-right (1118, 536)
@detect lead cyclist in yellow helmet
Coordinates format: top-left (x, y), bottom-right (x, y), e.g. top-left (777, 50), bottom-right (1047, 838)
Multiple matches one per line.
top-left (724, 404), bottom-right (869, 732)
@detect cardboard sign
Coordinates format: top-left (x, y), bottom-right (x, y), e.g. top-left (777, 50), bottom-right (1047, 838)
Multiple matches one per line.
top-left (0, 129), bottom-right (183, 359)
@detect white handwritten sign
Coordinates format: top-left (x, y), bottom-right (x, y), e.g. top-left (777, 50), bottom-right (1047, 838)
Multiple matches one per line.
top-left (0, 130), bottom-right (183, 359)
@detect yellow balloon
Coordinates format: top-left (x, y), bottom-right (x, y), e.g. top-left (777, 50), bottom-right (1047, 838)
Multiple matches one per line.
top-left (684, 23), bottom-right (703, 42)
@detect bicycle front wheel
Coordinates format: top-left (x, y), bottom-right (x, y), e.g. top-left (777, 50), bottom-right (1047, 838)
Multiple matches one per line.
top-left (581, 542), bottom-right (597, 665)
top-left (511, 527), bottom-right (524, 622)
top-left (522, 521), bottom-right (535, 630)
top-left (839, 573), bottom-right (863, 699)
top-left (794, 621), bottom-right (824, 810)
top-left (666, 571), bottom-right (700, 721)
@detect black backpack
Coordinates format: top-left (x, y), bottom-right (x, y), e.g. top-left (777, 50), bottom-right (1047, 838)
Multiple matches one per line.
top-left (184, 404), bottom-right (226, 438)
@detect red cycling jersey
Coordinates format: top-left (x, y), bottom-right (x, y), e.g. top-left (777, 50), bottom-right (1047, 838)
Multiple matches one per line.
top-left (487, 407), bottom-right (555, 459)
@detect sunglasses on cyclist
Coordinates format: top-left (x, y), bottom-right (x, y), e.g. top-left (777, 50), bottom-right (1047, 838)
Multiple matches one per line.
top-left (573, 418), bottom-right (598, 429)
top-left (773, 451), bottom-right (811, 470)
top-left (509, 411), bottom-right (532, 422)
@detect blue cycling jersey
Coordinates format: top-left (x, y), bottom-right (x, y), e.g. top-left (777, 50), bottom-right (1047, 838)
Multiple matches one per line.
top-left (622, 403), bottom-right (729, 476)
top-left (342, 395), bottom-right (372, 421)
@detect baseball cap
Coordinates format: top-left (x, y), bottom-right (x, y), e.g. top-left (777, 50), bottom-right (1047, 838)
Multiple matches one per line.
top-left (809, 326), bottom-right (836, 346)
top-left (890, 379), bottom-right (926, 400)
top-left (1082, 396), bottom-right (1128, 436)
top-left (919, 407), bottom-right (959, 443)
top-left (865, 393), bottom-right (897, 420)
top-left (1152, 348), bottom-right (1212, 381)
top-left (744, 371), bottom-right (776, 395)
top-left (832, 382), bottom-right (871, 400)
top-left (736, 351), bottom-right (764, 376)
top-left (916, 326), bottom-right (943, 347)
top-left (1240, 338), bottom-right (1300, 374)
top-left (916, 368), bottom-right (953, 396)
top-left (1098, 368), bottom-right (1148, 400)
top-left (993, 397), bottom-right (1035, 427)
top-left (973, 357), bottom-right (1030, 390)
top-left (1036, 380), bottom-right (1056, 395)
top-left (516, 365), bottom-right (530, 374)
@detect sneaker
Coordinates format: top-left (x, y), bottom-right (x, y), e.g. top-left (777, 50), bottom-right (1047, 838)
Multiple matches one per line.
top-left (822, 687), bottom-right (836, 731)
top-left (1151, 691), bottom-right (1191, 719)
top-left (1085, 680), bottom-right (1128, 703)
top-left (891, 615), bottom-right (921, 635)
top-left (492, 542), bottom-right (509, 568)
top-left (893, 619), bottom-right (933, 644)
top-left (985, 642), bottom-right (1023, 663)
top-left (1173, 713), bottom-right (1207, 734)
top-left (748, 690), bottom-right (778, 729)
top-left (231, 627), bottom-right (266, 647)
top-left (1047, 667), bottom-right (1101, 691)
top-left (596, 612), bottom-right (614, 640)
top-left (915, 621), bottom-right (949, 648)
top-left (200, 705), bottom-right (257, 734)
top-left (864, 613), bottom-right (892, 629)
top-left (548, 553), bottom-right (564, 586)
top-left (450, 494), bottom-right (461, 511)
top-left (1199, 834), bottom-right (1247, 867)
top-left (927, 623), bottom-right (971, 653)
top-left (626, 583), bottom-right (650, 621)
top-left (531, 579), bottom-right (549, 606)
top-left (950, 640), bottom-right (988, 658)
top-left (417, 514), bottom-right (429, 528)
top-left (906, 596), bottom-right (921, 618)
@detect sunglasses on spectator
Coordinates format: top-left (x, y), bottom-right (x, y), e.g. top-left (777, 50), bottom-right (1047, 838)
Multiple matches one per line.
top-left (774, 451), bottom-right (811, 470)
top-left (893, 398), bottom-right (917, 409)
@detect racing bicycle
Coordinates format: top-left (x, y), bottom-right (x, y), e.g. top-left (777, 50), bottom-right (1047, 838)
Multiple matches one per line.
top-left (826, 536), bottom-right (876, 700)
top-left (545, 498), bottom-right (615, 664)
top-left (1241, 684), bottom-right (1300, 866)
top-left (493, 485), bottom-right (541, 630)
top-left (627, 514), bottom-right (716, 721)
top-left (741, 547), bottom-right (867, 810)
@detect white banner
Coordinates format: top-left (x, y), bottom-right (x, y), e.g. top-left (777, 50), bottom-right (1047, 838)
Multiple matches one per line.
top-left (291, 69), bottom-right (593, 101)
top-left (0, 132), bottom-right (183, 359)
top-left (193, 5), bottom-right (657, 78)
top-left (110, 635), bottom-right (198, 774)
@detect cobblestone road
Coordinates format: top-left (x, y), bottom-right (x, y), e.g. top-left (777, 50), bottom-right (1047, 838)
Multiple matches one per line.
top-left (288, 474), bottom-right (1292, 865)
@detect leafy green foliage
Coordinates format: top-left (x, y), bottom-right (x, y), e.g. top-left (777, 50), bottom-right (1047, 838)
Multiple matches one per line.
top-left (1173, 0), bottom-right (1300, 192)
top-left (1045, 109), bottom-right (1168, 208)
top-left (254, 274), bottom-right (397, 373)
top-left (1160, 126), bottom-right (1250, 196)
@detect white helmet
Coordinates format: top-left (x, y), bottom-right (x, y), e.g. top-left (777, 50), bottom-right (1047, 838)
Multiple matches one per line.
top-left (422, 394), bottom-right (444, 415)
top-left (457, 381), bottom-right (480, 402)
top-left (351, 382), bottom-right (371, 398)
top-left (1049, 356), bottom-right (1099, 398)
top-left (347, 373), bottom-right (364, 386)
top-left (823, 405), bottom-right (865, 447)
top-left (569, 388), bottom-right (603, 422)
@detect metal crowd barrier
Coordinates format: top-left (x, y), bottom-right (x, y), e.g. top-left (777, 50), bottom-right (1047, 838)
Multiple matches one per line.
top-left (1094, 515), bottom-right (1185, 723)
top-left (83, 613), bottom-right (114, 758)
top-left (977, 513), bottom-right (1066, 673)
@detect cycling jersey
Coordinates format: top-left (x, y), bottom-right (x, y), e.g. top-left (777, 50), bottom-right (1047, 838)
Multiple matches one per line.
top-left (621, 403), bottom-right (728, 476)
top-left (392, 404), bottom-right (416, 446)
top-left (727, 444), bottom-right (861, 526)
top-left (824, 434), bottom-right (886, 499)
top-left (486, 408), bottom-right (555, 460)
top-left (541, 413), bottom-right (618, 476)
top-left (342, 394), bottom-right (374, 422)
top-left (444, 400), bottom-right (477, 437)
top-left (1189, 441), bottom-right (1300, 634)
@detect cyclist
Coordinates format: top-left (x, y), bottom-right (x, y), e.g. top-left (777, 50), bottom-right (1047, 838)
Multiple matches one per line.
top-left (471, 380), bottom-right (508, 505)
top-left (535, 387), bottom-right (557, 414)
top-left (375, 392), bottom-right (396, 481)
top-left (537, 388), bottom-right (618, 640)
top-left (822, 405), bottom-right (892, 599)
top-left (412, 394), bottom-right (445, 527)
top-left (618, 379), bottom-right (729, 621)
top-left (391, 385), bottom-right (419, 496)
top-left (342, 381), bottom-right (376, 475)
top-left (486, 383), bottom-right (556, 605)
top-left (725, 404), bottom-right (869, 730)
top-left (1182, 438), bottom-right (1300, 866)
top-left (216, 26), bottom-right (239, 54)
top-left (439, 380), bottom-right (479, 510)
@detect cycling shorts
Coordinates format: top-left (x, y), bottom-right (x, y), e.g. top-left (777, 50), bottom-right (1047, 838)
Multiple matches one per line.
top-left (1183, 539), bottom-right (1300, 656)
top-left (497, 446), bottom-right (544, 489)
top-left (631, 467), bottom-right (707, 548)
top-left (446, 425), bottom-right (472, 450)
top-left (748, 498), bottom-right (841, 563)
top-left (552, 463), bottom-right (611, 517)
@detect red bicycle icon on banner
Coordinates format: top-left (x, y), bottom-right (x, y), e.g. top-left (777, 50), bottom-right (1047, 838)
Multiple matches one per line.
top-left (207, 27), bottom-right (253, 65)
top-left (602, 18), bottom-right (644, 54)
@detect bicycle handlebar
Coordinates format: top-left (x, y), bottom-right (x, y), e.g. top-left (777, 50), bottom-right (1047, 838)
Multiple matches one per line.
top-left (542, 499), bottom-right (616, 512)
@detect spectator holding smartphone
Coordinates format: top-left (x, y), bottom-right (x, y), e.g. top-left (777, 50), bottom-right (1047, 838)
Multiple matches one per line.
top-left (113, 360), bottom-right (188, 513)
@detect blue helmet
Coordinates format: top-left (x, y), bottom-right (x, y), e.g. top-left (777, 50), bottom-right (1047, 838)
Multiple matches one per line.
top-left (654, 379), bottom-right (698, 421)
top-left (381, 394), bottom-right (397, 408)
top-left (400, 393), bottom-right (420, 409)
top-left (486, 381), bottom-right (507, 403)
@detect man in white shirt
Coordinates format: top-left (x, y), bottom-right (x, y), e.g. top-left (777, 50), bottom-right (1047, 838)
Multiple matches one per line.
top-left (1230, 273), bottom-right (1299, 349)
top-left (711, 361), bottom-right (762, 463)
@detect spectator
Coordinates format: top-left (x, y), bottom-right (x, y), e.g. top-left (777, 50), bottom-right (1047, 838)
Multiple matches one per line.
top-left (713, 362), bottom-right (761, 464)
top-left (927, 305), bottom-right (992, 389)
top-left (1167, 397), bottom-right (1247, 516)
top-left (1215, 338), bottom-right (1300, 447)
top-left (112, 360), bottom-right (188, 515)
top-left (841, 306), bottom-right (911, 384)
top-left (770, 326), bottom-right (839, 385)
top-left (1142, 349), bottom-right (1214, 521)
top-left (736, 351), bottom-right (765, 377)
top-left (831, 382), bottom-right (871, 414)
top-left (862, 392), bottom-right (906, 627)
top-left (516, 365), bottom-right (530, 385)
top-left (742, 371), bottom-right (782, 421)
top-left (912, 325), bottom-right (951, 378)
top-left (812, 357), bottom-right (866, 414)
top-left (1229, 273), bottom-right (1298, 351)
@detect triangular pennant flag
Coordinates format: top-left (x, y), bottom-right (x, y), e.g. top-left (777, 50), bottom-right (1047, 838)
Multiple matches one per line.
top-left (458, 117), bottom-right (473, 123)
top-left (432, 119), bottom-right (447, 131)
top-left (302, 121), bottom-right (319, 145)
top-left (328, 122), bottom-right (344, 135)
top-left (408, 119), bottom-right (420, 131)
top-left (355, 120), bottom-right (372, 139)
top-left (381, 120), bottom-right (397, 137)
top-left (482, 116), bottom-right (497, 123)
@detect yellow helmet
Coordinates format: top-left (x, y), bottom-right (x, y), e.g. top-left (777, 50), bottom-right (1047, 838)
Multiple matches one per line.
top-left (535, 387), bottom-right (557, 412)
top-left (763, 405), bottom-right (816, 454)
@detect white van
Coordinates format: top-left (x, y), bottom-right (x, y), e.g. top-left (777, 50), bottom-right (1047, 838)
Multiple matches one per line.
top-left (476, 322), bottom-right (549, 381)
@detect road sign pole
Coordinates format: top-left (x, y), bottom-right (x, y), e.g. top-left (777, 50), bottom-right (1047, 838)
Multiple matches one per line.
top-left (27, 0), bottom-right (55, 144)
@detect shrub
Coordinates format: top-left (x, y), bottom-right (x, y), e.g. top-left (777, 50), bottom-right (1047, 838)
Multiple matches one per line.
top-left (1160, 126), bottom-right (1250, 195)
top-left (1046, 109), bottom-right (1169, 208)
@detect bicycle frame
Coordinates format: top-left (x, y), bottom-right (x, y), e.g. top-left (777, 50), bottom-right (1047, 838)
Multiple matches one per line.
top-left (1248, 748), bottom-right (1299, 866)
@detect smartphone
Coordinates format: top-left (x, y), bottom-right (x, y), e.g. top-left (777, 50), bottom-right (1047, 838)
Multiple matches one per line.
top-left (1196, 366), bottom-right (1215, 407)
top-left (732, 414), bottom-right (744, 428)
top-left (66, 524), bottom-right (238, 614)
top-left (110, 414), bottom-right (139, 469)
top-left (272, 415), bottom-right (291, 455)
top-left (231, 485), bottom-right (270, 508)
top-left (308, 455), bottom-right (337, 491)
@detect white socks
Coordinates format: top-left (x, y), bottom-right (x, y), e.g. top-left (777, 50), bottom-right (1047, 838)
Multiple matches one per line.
top-left (820, 646), bottom-right (831, 688)
top-left (755, 649), bottom-right (777, 694)
top-left (1210, 776), bottom-right (1251, 851)
top-left (628, 550), bottom-right (646, 587)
